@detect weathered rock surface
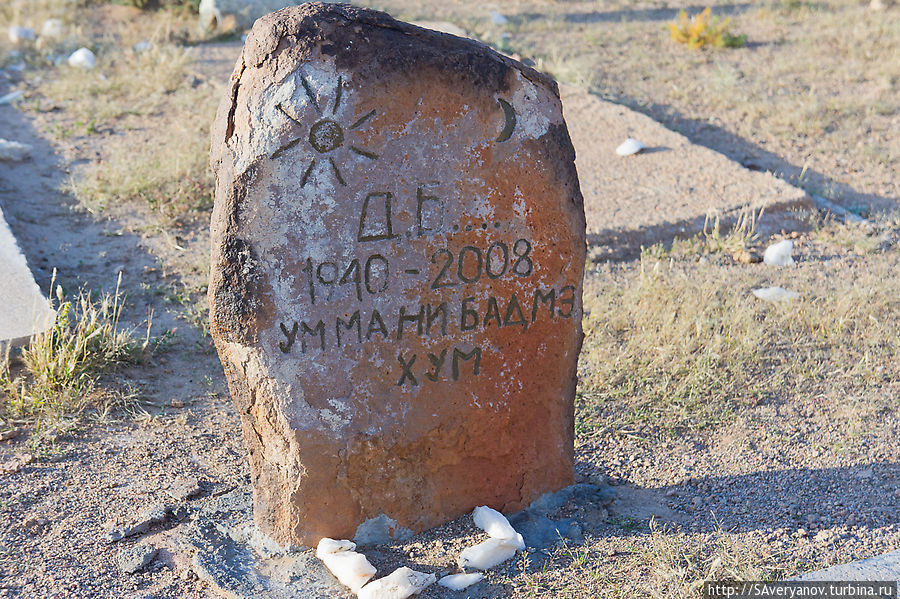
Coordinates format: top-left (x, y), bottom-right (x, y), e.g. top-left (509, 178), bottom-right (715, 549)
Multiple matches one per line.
top-left (209, 3), bottom-right (585, 547)
top-left (117, 545), bottom-right (158, 574)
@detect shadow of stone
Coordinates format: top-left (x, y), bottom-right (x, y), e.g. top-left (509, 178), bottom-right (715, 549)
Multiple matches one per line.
top-left (599, 94), bottom-right (898, 217)
top-left (640, 146), bottom-right (671, 155)
top-left (572, 461), bottom-right (900, 540)
top-left (586, 195), bottom-right (811, 262)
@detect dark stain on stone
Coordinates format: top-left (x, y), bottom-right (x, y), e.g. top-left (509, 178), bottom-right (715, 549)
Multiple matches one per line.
top-left (212, 234), bottom-right (261, 346)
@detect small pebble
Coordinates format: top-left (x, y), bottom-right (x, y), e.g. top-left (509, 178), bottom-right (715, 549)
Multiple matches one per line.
top-left (732, 249), bottom-right (761, 264)
top-left (8, 26), bottom-right (36, 44)
top-left (68, 47), bottom-right (96, 69)
top-left (615, 137), bottom-right (646, 157)
top-left (763, 239), bottom-right (794, 266)
top-left (165, 476), bottom-right (201, 501)
top-left (117, 545), bottom-right (158, 574)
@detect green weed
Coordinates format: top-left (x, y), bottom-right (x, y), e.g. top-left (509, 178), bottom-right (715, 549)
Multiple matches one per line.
top-left (1, 273), bottom-right (150, 419)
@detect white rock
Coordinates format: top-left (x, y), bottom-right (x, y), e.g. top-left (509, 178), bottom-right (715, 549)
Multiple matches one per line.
top-left (0, 90), bottom-right (24, 105)
top-left (0, 139), bottom-right (31, 162)
top-left (752, 287), bottom-right (800, 303)
top-left (615, 137), bottom-right (646, 156)
top-left (40, 19), bottom-right (64, 39)
top-left (472, 506), bottom-right (524, 549)
top-left (763, 239), bottom-right (794, 266)
top-left (357, 566), bottom-right (436, 599)
top-left (8, 27), bottom-right (36, 44)
top-left (317, 538), bottom-right (356, 555)
top-left (132, 40), bottom-right (152, 53)
top-left (457, 537), bottom-right (519, 570)
top-left (438, 572), bottom-right (484, 591)
top-left (68, 47), bottom-right (96, 69)
top-left (490, 11), bottom-right (509, 25)
top-left (315, 538), bottom-right (376, 593)
top-left (198, 0), bottom-right (223, 31)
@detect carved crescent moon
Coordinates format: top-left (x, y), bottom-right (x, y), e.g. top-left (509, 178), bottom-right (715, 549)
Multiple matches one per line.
top-left (495, 98), bottom-right (516, 143)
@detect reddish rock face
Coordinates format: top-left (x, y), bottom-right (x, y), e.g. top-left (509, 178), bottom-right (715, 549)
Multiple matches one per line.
top-left (208, 3), bottom-right (586, 547)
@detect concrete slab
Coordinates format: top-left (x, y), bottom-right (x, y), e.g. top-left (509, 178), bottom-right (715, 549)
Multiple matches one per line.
top-left (792, 550), bottom-right (900, 582)
top-left (0, 205), bottom-right (55, 345)
top-left (560, 85), bottom-right (811, 253)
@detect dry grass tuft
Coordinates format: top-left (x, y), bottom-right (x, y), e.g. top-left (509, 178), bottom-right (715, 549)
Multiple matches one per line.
top-left (1, 1), bottom-right (218, 221)
top-left (579, 224), bottom-right (900, 431)
top-left (1, 273), bottom-right (150, 420)
top-left (41, 41), bottom-right (219, 219)
top-left (41, 42), bottom-right (191, 121)
top-left (630, 520), bottom-right (781, 598)
top-left (67, 101), bottom-right (217, 219)
top-left (702, 206), bottom-right (763, 255)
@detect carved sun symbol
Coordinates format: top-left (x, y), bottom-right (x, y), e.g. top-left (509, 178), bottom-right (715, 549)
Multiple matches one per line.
top-left (272, 75), bottom-right (379, 187)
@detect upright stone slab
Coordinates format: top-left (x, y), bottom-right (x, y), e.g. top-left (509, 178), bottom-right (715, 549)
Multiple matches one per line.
top-left (209, 3), bottom-right (586, 547)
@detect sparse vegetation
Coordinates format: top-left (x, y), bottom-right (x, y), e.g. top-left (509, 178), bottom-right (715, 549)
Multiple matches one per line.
top-left (702, 206), bottom-right (763, 255)
top-left (578, 219), bottom-right (900, 432)
top-left (629, 520), bottom-right (781, 598)
top-left (1, 274), bottom-right (150, 419)
top-left (40, 41), bottom-right (218, 219)
top-left (667, 8), bottom-right (747, 49)
top-left (1, 0), bottom-right (217, 221)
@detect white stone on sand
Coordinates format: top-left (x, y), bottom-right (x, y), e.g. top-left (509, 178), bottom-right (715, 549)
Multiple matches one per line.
top-left (457, 537), bottom-right (520, 570)
top-left (472, 506), bottom-right (524, 549)
top-left (315, 538), bottom-right (377, 593)
top-left (0, 140), bottom-right (31, 162)
top-left (357, 566), bottom-right (436, 599)
top-left (763, 239), bottom-right (794, 266)
top-left (457, 505), bottom-right (525, 570)
top-left (615, 137), bottom-right (646, 156)
top-left (68, 47), bottom-right (96, 69)
top-left (438, 572), bottom-right (484, 591)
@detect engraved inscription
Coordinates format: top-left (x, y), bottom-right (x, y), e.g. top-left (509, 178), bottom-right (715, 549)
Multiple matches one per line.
top-left (272, 77), bottom-right (380, 187)
top-left (267, 82), bottom-right (578, 388)
top-left (277, 285), bottom-right (576, 355)
top-left (358, 192), bottom-right (398, 242)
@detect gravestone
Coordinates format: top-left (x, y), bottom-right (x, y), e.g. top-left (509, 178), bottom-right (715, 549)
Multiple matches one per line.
top-left (209, 3), bottom-right (586, 547)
